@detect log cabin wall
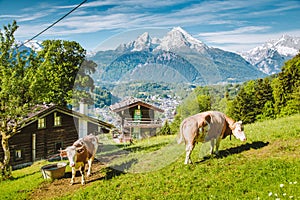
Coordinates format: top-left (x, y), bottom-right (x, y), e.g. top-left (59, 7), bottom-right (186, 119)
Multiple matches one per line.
top-left (0, 105), bottom-right (113, 169)
top-left (3, 111), bottom-right (78, 168)
top-left (43, 112), bottom-right (78, 157)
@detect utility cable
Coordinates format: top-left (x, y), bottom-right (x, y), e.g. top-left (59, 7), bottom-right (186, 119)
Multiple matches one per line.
top-left (17, 0), bottom-right (87, 49)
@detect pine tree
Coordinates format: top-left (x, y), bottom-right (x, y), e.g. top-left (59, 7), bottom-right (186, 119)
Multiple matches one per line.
top-left (272, 52), bottom-right (300, 116)
top-left (255, 78), bottom-right (274, 119)
top-left (158, 120), bottom-right (172, 135)
top-left (229, 86), bottom-right (256, 124)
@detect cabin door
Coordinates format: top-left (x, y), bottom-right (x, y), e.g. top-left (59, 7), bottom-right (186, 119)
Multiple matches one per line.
top-left (32, 134), bottom-right (36, 162)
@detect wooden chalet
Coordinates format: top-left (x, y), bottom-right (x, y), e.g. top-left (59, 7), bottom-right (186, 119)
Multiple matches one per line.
top-left (110, 97), bottom-right (164, 142)
top-left (0, 104), bottom-right (114, 169)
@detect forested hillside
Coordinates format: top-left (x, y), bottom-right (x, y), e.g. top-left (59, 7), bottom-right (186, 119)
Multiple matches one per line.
top-left (228, 52), bottom-right (300, 123)
top-left (171, 52), bottom-right (300, 132)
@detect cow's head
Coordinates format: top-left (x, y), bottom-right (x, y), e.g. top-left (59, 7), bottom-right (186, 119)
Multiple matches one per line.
top-left (59, 145), bottom-right (86, 167)
top-left (231, 121), bottom-right (246, 141)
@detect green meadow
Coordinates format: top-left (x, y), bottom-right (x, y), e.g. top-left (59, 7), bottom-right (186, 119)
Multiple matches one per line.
top-left (0, 114), bottom-right (299, 199)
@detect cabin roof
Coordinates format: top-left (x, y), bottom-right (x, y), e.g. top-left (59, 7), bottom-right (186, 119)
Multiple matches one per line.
top-left (110, 97), bottom-right (164, 113)
top-left (20, 104), bottom-right (114, 130)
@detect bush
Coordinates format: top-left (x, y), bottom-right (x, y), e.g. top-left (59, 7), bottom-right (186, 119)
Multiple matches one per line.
top-left (157, 120), bottom-right (172, 135)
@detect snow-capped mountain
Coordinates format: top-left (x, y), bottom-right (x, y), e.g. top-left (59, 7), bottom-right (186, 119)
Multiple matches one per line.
top-left (241, 35), bottom-right (300, 74)
top-left (116, 27), bottom-right (209, 54)
top-left (90, 27), bottom-right (265, 85)
top-left (155, 27), bottom-right (209, 53)
top-left (116, 32), bottom-right (160, 52)
top-left (15, 40), bottom-right (43, 51)
top-left (23, 40), bottom-right (43, 51)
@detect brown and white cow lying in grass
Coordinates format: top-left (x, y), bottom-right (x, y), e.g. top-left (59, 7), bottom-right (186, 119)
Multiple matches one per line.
top-left (178, 111), bottom-right (246, 164)
top-left (60, 134), bottom-right (98, 185)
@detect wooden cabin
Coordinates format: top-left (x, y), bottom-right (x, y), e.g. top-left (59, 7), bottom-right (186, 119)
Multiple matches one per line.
top-left (0, 104), bottom-right (114, 169)
top-left (110, 97), bottom-right (164, 142)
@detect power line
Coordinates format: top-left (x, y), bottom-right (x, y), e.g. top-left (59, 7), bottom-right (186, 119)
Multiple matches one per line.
top-left (17, 0), bottom-right (87, 49)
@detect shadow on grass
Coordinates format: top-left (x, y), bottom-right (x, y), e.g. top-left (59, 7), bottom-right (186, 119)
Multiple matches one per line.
top-left (97, 142), bottom-right (169, 164)
top-left (124, 142), bottom-right (169, 153)
top-left (7, 171), bottom-right (40, 181)
top-left (62, 159), bottom-right (138, 185)
top-left (88, 158), bottom-right (138, 184)
top-left (197, 141), bottom-right (269, 163)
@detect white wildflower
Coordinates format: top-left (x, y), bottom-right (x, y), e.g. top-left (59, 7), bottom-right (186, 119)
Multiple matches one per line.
top-left (275, 198), bottom-right (280, 200)
top-left (289, 182), bottom-right (293, 184)
top-left (268, 192), bottom-right (273, 196)
top-left (280, 184), bottom-right (284, 188)
top-left (275, 193), bottom-right (278, 197)
top-left (293, 181), bottom-right (297, 184)
top-left (283, 193), bottom-right (286, 196)
top-left (289, 196), bottom-right (293, 199)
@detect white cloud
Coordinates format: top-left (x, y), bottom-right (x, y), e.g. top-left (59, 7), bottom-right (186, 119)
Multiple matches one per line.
top-left (199, 26), bottom-right (271, 37)
top-left (5, 0), bottom-right (300, 52)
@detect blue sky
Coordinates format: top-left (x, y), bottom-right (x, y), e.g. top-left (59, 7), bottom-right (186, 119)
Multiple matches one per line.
top-left (1, 0), bottom-right (300, 52)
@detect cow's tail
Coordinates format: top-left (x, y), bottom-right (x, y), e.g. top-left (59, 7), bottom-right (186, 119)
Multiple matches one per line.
top-left (177, 120), bottom-right (185, 144)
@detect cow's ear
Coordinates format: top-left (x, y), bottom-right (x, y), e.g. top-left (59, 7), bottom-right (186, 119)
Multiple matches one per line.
top-left (59, 150), bottom-right (67, 157)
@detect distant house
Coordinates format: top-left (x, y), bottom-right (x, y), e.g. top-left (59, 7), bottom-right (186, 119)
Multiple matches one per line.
top-left (0, 104), bottom-right (114, 169)
top-left (110, 97), bottom-right (164, 142)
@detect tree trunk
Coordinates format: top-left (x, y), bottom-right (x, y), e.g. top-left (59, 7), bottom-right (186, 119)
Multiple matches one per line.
top-left (0, 133), bottom-right (12, 179)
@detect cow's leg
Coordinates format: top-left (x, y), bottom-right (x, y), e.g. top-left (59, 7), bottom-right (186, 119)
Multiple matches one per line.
top-left (184, 143), bottom-right (194, 164)
top-left (70, 167), bottom-right (76, 185)
top-left (215, 137), bottom-right (222, 155)
top-left (87, 157), bottom-right (94, 177)
top-left (210, 139), bottom-right (215, 155)
top-left (79, 165), bottom-right (86, 185)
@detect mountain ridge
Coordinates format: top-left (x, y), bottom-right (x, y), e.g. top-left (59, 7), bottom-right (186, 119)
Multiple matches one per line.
top-left (90, 27), bottom-right (266, 85)
top-left (241, 35), bottom-right (300, 74)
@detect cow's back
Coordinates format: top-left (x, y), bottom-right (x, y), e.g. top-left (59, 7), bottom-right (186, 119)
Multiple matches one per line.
top-left (83, 134), bottom-right (98, 158)
top-left (204, 111), bottom-right (225, 141)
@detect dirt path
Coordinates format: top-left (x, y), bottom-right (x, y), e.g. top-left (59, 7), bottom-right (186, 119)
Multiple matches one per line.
top-left (30, 161), bottom-right (106, 200)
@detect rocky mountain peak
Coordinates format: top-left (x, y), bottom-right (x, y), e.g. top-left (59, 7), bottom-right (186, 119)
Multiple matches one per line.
top-left (155, 27), bottom-right (208, 53)
top-left (131, 32), bottom-right (152, 51)
top-left (241, 35), bottom-right (300, 74)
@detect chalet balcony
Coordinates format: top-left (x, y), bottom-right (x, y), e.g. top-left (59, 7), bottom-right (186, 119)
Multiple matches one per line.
top-left (123, 118), bottom-right (163, 129)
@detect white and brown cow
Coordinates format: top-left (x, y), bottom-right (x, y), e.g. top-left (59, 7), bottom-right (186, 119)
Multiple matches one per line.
top-left (178, 111), bottom-right (246, 164)
top-left (60, 134), bottom-right (99, 185)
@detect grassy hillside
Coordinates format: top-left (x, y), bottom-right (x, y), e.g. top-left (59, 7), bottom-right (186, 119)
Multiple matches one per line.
top-left (0, 115), bottom-right (299, 199)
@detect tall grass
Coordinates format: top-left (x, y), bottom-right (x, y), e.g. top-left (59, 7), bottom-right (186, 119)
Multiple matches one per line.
top-left (0, 161), bottom-right (49, 199)
top-left (0, 114), bottom-right (299, 199)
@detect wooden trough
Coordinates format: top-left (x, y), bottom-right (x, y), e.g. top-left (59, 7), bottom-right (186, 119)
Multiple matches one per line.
top-left (41, 162), bottom-right (67, 180)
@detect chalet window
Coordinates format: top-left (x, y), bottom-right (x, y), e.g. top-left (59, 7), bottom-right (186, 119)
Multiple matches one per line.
top-left (14, 149), bottom-right (23, 161)
top-left (38, 118), bottom-right (46, 129)
top-left (54, 112), bottom-right (62, 126)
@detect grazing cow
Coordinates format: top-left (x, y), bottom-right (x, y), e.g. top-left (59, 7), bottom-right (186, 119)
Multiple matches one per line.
top-left (178, 111), bottom-right (246, 164)
top-left (60, 134), bottom-right (99, 185)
